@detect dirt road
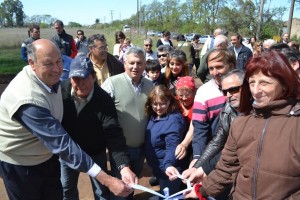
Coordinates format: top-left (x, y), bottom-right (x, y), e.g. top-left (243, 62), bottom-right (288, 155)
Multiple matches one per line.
top-left (0, 162), bottom-right (160, 200)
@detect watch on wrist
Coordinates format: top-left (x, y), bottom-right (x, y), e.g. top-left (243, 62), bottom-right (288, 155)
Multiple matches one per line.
top-left (118, 164), bottom-right (130, 171)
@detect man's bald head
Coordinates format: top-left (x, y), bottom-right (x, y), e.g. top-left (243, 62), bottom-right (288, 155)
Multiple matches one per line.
top-left (27, 39), bottom-right (63, 87)
top-left (28, 39), bottom-right (60, 62)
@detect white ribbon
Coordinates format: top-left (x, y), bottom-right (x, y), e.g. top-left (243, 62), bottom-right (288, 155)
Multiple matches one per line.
top-left (132, 174), bottom-right (192, 200)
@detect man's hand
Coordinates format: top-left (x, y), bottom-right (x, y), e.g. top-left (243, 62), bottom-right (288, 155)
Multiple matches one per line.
top-left (95, 170), bottom-right (133, 197)
top-left (120, 166), bottom-right (138, 186)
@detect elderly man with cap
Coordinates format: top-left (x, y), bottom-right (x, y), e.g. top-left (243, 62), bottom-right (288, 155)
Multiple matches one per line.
top-left (0, 39), bottom-right (134, 200)
top-left (60, 56), bottom-right (137, 200)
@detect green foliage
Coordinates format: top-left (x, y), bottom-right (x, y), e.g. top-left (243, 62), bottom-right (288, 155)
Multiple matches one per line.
top-left (0, 0), bottom-right (24, 27)
top-left (260, 23), bottom-right (280, 39)
top-left (68, 21), bottom-right (82, 27)
top-left (290, 35), bottom-right (300, 43)
top-left (40, 23), bottom-right (49, 28)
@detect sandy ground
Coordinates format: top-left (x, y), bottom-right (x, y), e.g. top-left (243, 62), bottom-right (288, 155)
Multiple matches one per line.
top-left (0, 162), bottom-right (160, 200)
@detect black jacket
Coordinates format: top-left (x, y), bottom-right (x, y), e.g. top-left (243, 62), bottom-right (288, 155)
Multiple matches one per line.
top-left (156, 38), bottom-right (173, 48)
top-left (106, 53), bottom-right (125, 76)
top-left (193, 102), bottom-right (238, 173)
top-left (61, 80), bottom-right (129, 167)
top-left (52, 30), bottom-right (74, 57)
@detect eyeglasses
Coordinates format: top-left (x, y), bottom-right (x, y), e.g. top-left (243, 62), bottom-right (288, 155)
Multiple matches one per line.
top-left (151, 101), bottom-right (169, 108)
top-left (222, 85), bottom-right (241, 96)
top-left (93, 45), bottom-right (107, 51)
top-left (144, 44), bottom-right (152, 47)
top-left (158, 54), bottom-right (168, 58)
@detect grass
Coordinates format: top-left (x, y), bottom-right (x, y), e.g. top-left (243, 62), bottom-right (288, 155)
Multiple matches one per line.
top-left (0, 48), bottom-right (25, 74)
top-left (0, 27), bottom-right (168, 74)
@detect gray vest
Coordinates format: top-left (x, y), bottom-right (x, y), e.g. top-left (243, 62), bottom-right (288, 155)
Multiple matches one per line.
top-left (110, 73), bottom-right (153, 147)
top-left (0, 65), bottom-right (63, 165)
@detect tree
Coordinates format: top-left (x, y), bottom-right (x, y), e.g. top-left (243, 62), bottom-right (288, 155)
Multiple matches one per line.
top-left (0, 0), bottom-right (24, 27)
top-left (68, 21), bottom-right (82, 27)
top-left (95, 18), bottom-right (100, 24)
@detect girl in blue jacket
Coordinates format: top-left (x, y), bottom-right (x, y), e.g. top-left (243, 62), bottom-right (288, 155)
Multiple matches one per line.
top-left (144, 84), bottom-right (186, 198)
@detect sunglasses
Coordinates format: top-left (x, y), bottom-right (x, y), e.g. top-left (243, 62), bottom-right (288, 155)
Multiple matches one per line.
top-left (158, 54), bottom-right (168, 58)
top-left (144, 44), bottom-right (152, 47)
top-left (222, 85), bottom-right (241, 96)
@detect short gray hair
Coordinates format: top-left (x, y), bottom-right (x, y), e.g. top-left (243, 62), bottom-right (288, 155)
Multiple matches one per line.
top-left (144, 38), bottom-right (153, 44)
top-left (157, 45), bottom-right (174, 53)
top-left (263, 39), bottom-right (276, 48)
top-left (214, 28), bottom-right (224, 36)
top-left (27, 43), bottom-right (37, 62)
top-left (214, 35), bottom-right (228, 47)
top-left (221, 69), bottom-right (245, 84)
top-left (123, 46), bottom-right (145, 62)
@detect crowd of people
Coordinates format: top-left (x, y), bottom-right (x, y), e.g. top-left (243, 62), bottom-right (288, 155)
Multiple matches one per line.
top-left (0, 21), bottom-right (299, 200)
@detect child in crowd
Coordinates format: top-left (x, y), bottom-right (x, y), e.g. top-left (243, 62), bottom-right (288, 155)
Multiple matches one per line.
top-left (162, 49), bottom-right (189, 94)
top-left (145, 60), bottom-right (162, 85)
top-left (144, 85), bottom-right (186, 198)
top-left (119, 38), bottom-right (132, 64)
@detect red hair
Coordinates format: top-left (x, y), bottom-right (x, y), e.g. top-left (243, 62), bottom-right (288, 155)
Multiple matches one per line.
top-left (239, 50), bottom-right (300, 114)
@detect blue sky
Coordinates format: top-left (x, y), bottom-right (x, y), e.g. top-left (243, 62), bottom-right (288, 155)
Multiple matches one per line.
top-left (1, 0), bottom-right (299, 25)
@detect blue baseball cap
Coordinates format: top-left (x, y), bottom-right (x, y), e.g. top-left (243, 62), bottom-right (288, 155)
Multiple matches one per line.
top-left (69, 56), bottom-right (94, 78)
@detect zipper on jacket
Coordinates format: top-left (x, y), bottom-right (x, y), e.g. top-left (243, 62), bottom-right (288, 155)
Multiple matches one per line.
top-left (251, 118), bottom-right (270, 200)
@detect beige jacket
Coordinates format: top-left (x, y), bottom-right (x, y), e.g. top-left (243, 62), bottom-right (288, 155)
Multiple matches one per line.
top-left (201, 98), bottom-right (300, 200)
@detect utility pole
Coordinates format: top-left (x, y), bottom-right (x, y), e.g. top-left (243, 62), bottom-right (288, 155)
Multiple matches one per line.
top-left (110, 10), bottom-right (114, 22)
top-left (287, 0), bottom-right (295, 39)
top-left (256, 0), bottom-right (264, 40)
top-left (139, 0), bottom-right (142, 34)
top-left (137, 0), bottom-right (140, 34)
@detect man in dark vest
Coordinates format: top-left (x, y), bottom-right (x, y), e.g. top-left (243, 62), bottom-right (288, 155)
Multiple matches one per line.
top-left (52, 20), bottom-right (78, 58)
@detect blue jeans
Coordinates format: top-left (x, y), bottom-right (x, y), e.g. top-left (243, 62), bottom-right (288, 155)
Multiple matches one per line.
top-left (109, 146), bottom-right (145, 200)
top-left (60, 151), bottom-right (109, 200)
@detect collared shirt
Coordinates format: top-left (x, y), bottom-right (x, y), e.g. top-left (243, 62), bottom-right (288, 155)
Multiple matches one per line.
top-left (71, 86), bottom-right (94, 114)
top-left (13, 79), bottom-right (101, 177)
top-left (145, 51), bottom-right (158, 61)
top-left (90, 57), bottom-right (110, 85)
top-left (101, 73), bottom-right (144, 98)
top-left (33, 72), bottom-right (60, 93)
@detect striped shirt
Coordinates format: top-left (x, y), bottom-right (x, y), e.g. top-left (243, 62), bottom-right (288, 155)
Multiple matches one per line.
top-left (192, 79), bottom-right (226, 159)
